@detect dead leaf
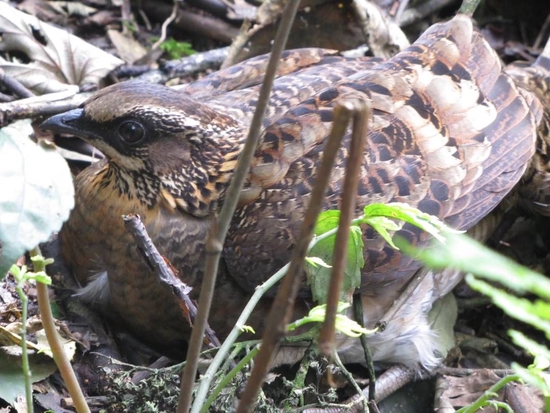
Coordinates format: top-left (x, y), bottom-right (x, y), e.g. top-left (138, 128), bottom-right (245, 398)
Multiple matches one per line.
top-left (107, 29), bottom-right (148, 64)
top-left (440, 370), bottom-right (502, 409)
top-left (47, 1), bottom-right (98, 17)
top-left (0, 2), bottom-right (123, 94)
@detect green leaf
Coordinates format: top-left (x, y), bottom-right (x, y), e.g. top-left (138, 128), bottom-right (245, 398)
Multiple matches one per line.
top-left (287, 303), bottom-right (375, 337)
top-left (398, 227), bottom-right (550, 401)
top-left (398, 232), bottom-right (550, 300)
top-left (0, 121), bottom-right (74, 278)
top-left (240, 325), bottom-right (255, 334)
top-left (314, 210), bottom-right (340, 236)
top-left (467, 276), bottom-right (550, 336)
top-left (307, 224), bottom-right (363, 304)
top-left (511, 363), bottom-right (550, 396)
top-left (508, 331), bottom-right (550, 369)
top-left (159, 38), bottom-right (196, 59)
top-left (363, 215), bottom-right (403, 249)
top-left (26, 271), bottom-right (52, 285)
top-left (8, 264), bottom-right (25, 280)
top-left (362, 202), bottom-right (460, 243)
top-left (305, 256), bottom-right (332, 268)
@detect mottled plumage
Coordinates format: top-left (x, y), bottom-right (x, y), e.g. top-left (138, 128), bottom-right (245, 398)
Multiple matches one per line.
top-left (506, 59), bottom-right (550, 216)
top-left (41, 15), bottom-right (542, 369)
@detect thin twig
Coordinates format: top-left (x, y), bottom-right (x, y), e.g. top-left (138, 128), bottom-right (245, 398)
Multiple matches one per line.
top-left (0, 68), bottom-right (35, 99)
top-left (122, 214), bottom-right (220, 348)
top-left (141, 1), bottom-right (238, 43)
top-left (151, 0), bottom-right (179, 51)
top-left (222, 0), bottom-right (287, 68)
top-left (318, 98), bottom-right (371, 357)
top-left (189, 262), bottom-right (288, 413)
top-left (201, 346), bottom-right (260, 413)
top-left (436, 367), bottom-right (516, 377)
top-left (456, 374), bottom-right (521, 413)
top-left (533, 14), bottom-right (550, 51)
top-left (33, 246), bottom-right (90, 413)
top-left (0, 91), bottom-right (86, 127)
top-left (131, 356), bottom-right (172, 384)
top-left (177, 1), bottom-right (302, 411)
top-left (236, 100), bottom-right (355, 413)
top-left (392, 0), bottom-right (410, 23)
top-left (120, 0), bottom-right (133, 35)
top-left (332, 351), bottom-right (368, 411)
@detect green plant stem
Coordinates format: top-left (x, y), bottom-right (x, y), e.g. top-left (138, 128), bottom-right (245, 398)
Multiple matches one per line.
top-left (191, 215), bottom-right (374, 410)
top-left (353, 295), bottom-right (375, 401)
top-left (14, 270), bottom-right (33, 413)
top-left (489, 401), bottom-right (514, 413)
top-left (332, 351), bottom-right (368, 412)
top-left (190, 263), bottom-right (288, 413)
top-left (458, 0), bottom-right (481, 16)
top-left (219, 341), bottom-right (249, 377)
top-left (456, 374), bottom-right (520, 413)
top-left (193, 202), bottom-right (442, 409)
top-left (200, 346), bottom-right (260, 413)
top-left (32, 247), bottom-right (90, 413)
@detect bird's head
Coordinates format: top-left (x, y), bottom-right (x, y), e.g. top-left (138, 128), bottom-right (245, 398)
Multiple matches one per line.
top-left (41, 81), bottom-right (244, 215)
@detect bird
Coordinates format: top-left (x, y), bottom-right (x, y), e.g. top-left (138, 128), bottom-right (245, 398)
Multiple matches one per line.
top-left (505, 58), bottom-right (550, 217)
top-left (41, 15), bottom-right (542, 371)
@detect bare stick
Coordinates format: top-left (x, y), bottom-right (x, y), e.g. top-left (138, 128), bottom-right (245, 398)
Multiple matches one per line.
top-left (318, 98), bottom-right (371, 357)
top-left (122, 214), bottom-right (220, 348)
top-left (176, 1), bottom-right (302, 411)
top-left (0, 91), bottom-right (87, 127)
top-left (222, 0), bottom-right (288, 68)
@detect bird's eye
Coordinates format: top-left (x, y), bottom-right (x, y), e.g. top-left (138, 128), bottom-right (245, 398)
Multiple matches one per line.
top-left (118, 121), bottom-right (145, 143)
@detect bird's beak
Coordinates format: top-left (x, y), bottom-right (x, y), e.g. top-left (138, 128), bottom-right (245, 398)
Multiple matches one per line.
top-left (40, 108), bottom-right (85, 135)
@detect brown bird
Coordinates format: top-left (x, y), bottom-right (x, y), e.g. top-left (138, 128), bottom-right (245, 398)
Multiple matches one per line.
top-left (505, 57), bottom-right (550, 217)
top-left (42, 15), bottom-right (541, 370)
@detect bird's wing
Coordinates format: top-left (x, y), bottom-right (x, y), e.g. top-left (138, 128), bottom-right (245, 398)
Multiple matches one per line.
top-left (176, 48), bottom-right (343, 96)
top-left (201, 53), bottom-right (382, 128)
top-left (219, 15), bottom-right (540, 293)
top-left (506, 60), bottom-right (550, 216)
